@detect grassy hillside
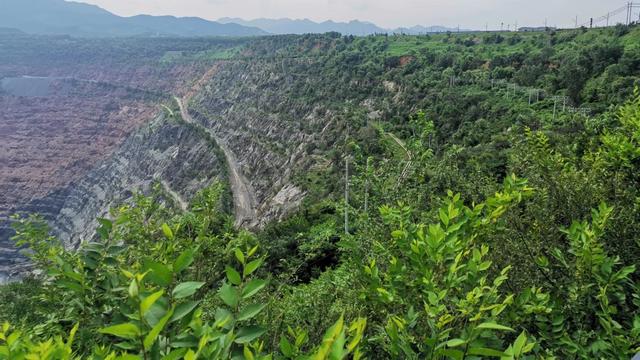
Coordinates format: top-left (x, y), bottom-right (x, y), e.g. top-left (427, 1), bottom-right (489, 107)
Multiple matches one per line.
top-left (2, 25), bottom-right (640, 359)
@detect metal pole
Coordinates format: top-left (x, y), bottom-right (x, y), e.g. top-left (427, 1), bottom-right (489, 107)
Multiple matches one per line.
top-left (344, 126), bottom-right (350, 234)
top-left (344, 154), bottom-right (349, 234)
top-left (364, 159), bottom-right (369, 215)
top-left (553, 98), bottom-right (557, 121)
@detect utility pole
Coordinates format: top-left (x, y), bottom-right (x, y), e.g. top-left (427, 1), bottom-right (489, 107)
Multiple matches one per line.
top-left (590, 18), bottom-right (593, 28)
top-left (364, 157), bottom-right (371, 215)
top-left (344, 127), bottom-right (350, 235)
top-left (606, 13), bottom-right (610, 27)
top-left (575, 15), bottom-right (578, 28)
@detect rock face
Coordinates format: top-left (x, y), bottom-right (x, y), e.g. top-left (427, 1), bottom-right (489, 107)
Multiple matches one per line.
top-left (50, 114), bottom-right (225, 246)
top-left (189, 59), bottom-right (343, 228)
top-left (1, 35), bottom-right (353, 281)
top-left (0, 114), bottom-right (226, 281)
top-left (0, 34), bottom-right (248, 281)
top-left (0, 79), bottom-right (158, 225)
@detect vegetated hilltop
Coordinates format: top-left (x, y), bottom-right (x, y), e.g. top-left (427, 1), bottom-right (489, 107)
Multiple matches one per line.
top-left (2, 0), bottom-right (266, 37)
top-left (1, 25), bottom-right (640, 358)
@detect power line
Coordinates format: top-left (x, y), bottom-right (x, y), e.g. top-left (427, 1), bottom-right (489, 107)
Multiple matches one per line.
top-left (578, 2), bottom-right (640, 28)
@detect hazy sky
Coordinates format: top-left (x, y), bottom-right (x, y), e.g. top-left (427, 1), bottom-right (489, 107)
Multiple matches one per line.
top-left (73, 0), bottom-right (634, 29)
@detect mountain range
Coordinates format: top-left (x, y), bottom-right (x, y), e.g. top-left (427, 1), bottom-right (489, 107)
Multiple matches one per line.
top-left (2, 0), bottom-right (267, 37)
top-left (218, 18), bottom-right (469, 35)
top-left (3, 0), bottom-right (469, 38)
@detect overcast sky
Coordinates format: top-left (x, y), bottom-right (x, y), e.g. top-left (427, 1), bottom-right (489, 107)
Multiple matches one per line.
top-left (73, 0), bottom-right (634, 29)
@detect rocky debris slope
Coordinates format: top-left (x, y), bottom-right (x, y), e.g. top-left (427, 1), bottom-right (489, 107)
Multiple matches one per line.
top-left (0, 80), bottom-right (158, 227)
top-left (189, 59), bottom-right (348, 228)
top-left (176, 97), bottom-right (258, 228)
top-left (0, 113), bottom-right (226, 281)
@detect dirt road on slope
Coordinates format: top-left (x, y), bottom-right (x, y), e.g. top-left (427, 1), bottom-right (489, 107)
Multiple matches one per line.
top-left (174, 97), bottom-right (258, 228)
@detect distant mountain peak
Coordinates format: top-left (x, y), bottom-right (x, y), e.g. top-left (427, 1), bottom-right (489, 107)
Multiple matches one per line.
top-left (217, 17), bottom-right (470, 35)
top-left (3, 0), bottom-right (266, 37)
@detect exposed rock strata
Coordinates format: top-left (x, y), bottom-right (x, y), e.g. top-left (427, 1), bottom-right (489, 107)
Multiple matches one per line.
top-left (0, 114), bottom-right (226, 281)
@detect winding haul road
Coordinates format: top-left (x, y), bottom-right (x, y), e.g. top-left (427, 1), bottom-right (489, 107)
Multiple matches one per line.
top-left (160, 180), bottom-right (188, 212)
top-left (174, 97), bottom-right (258, 228)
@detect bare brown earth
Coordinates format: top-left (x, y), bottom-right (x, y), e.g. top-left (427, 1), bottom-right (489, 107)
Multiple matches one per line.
top-left (0, 85), bottom-right (157, 215)
top-left (0, 35), bottom-right (245, 225)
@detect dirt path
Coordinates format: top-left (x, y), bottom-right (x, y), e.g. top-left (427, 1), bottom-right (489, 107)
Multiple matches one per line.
top-left (161, 180), bottom-right (188, 212)
top-left (174, 97), bottom-right (258, 228)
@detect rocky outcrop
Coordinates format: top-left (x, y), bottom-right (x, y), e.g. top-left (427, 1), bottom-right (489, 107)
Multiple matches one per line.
top-left (0, 113), bottom-right (226, 281)
top-left (189, 59), bottom-right (345, 228)
top-left (176, 96), bottom-right (258, 228)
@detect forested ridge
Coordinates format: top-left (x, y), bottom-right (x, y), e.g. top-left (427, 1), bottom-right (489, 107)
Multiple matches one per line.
top-left (2, 25), bottom-right (640, 359)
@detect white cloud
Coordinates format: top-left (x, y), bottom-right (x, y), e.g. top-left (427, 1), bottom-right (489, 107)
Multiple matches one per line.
top-left (73, 0), bottom-right (623, 29)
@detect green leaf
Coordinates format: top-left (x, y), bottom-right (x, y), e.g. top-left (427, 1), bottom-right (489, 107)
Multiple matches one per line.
top-left (467, 347), bottom-right (506, 357)
top-left (144, 306), bottom-right (174, 350)
top-left (184, 350), bottom-right (196, 360)
top-left (214, 308), bottom-right (234, 329)
top-left (234, 326), bottom-right (267, 344)
top-left (143, 260), bottom-right (173, 287)
top-left (235, 249), bottom-right (245, 264)
top-left (162, 223), bottom-right (174, 240)
top-left (172, 282), bottom-right (205, 299)
top-left (97, 218), bottom-right (113, 240)
top-left (475, 322), bottom-right (514, 332)
top-left (162, 348), bottom-right (188, 360)
top-left (141, 290), bottom-right (164, 315)
top-left (242, 279), bottom-right (267, 299)
top-left (244, 346), bottom-right (255, 360)
top-left (114, 353), bottom-right (140, 360)
top-left (173, 249), bottom-right (195, 274)
top-left (279, 336), bottom-right (294, 357)
top-left (248, 245), bottom-right (259, 257)
top-left (446, 338), bottom-right (467, 347)
top-left (145, 299), bottom-right (169, 327)
top-left (243, 259), bottom-right (263, 277)
top-left (513, 331), bottom-right (528, 356)
top-left (128, 278), bottom-right (138, 298)
top-left (99, 323), bottom-right (140, 340)
top-left (58, 280), bottom-right (83, 293)
top-left (219, 283), bottom-right (239, 307)
top-left (170, 301), bottom-right (200, 323)
top-left (439, 208), bottom-right (449, 226)
top-left (316, 315), bottom-right (344, 359)
top-left (238, 303), bottom-right (267, 322)
top-left (226, 266), bottom-right (242, 285)
top-left (438, 349), bottom-right (464, 360)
